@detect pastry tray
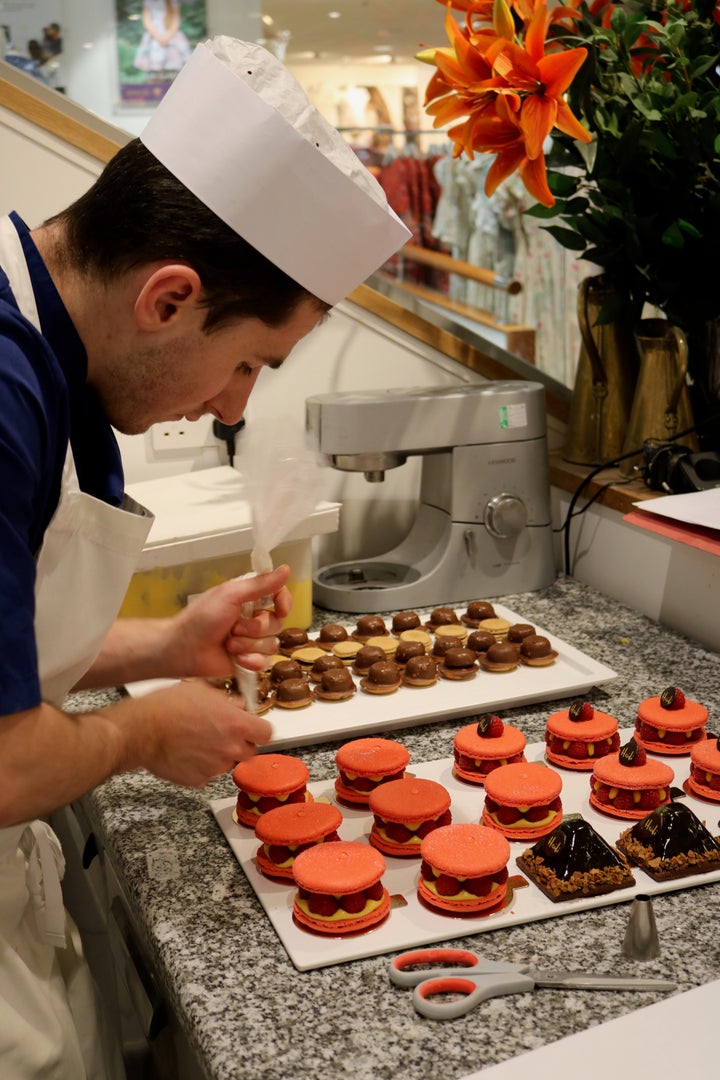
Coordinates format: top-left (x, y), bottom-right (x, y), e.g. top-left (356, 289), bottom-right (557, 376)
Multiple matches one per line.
top-left (210, 730), bottom-right (720, 971)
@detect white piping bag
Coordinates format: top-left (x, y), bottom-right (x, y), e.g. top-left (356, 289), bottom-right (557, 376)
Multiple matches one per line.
top-left (232, 416), bottom-right (326, 713)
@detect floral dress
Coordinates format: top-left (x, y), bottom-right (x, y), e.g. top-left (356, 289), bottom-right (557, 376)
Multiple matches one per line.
top-left (133, 0), bottom-right (191, 74)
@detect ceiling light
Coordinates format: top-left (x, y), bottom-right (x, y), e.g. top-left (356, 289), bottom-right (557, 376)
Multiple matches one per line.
top-left (328, 11), bottom-right (342, 19)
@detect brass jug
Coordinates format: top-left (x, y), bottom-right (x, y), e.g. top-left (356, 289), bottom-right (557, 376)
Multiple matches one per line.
top-left (563, 275), bottom-right (640, 465)
top-left (619, 319), bottom-right (698, 477)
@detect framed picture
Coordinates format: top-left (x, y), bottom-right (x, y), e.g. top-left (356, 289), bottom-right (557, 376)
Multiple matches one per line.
top-left (115, 0), bottom-right (206, 106)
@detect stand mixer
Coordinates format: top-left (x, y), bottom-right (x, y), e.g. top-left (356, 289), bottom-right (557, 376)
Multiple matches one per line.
top-left (306, 382), bottom-right (556, 613)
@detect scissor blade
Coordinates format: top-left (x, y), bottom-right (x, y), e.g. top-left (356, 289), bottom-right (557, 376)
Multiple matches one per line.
top-left (529, 970), bottom-right (677, 992)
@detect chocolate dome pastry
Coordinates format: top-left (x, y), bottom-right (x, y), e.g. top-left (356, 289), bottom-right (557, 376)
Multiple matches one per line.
top-left (519, 634), bottom-right (558, 667)
top-left (479, 641), bottom-right (520, 673)
top-left (466, 629), bottom-right (496, 655)
top-left (391, 610), bottom-right (421, 635)
top-left (352, 645), bottom-right (387, 677)
top-left (506, 623), bottom-right (536, 645)
top-left (309, 654), bottom-right (345, 683)
top-left (255, 674), bottom-right (273, 714)
top-left (274, 676), bottom-right (314, 709)
top-left (270, 658), bottom-right (304, 686)
top-left (460, 600), bottom-right (497, 628)
top-left (278, 626), bottom-right (309, 655)
top-left (394, 640), bottom-right (426, 667)
top-left (315, 623), bottom-right (349, 650)
top-left (360, 660), bottom-right (402, 695)
top-left (439, 647), bottom-right (478, 681)
top-left (315, 667), bottom-right (357, 702)
top-left (425, 606), bottom-right (460, 630)
top-left (352, 614), bottom-right (387, 643)
top-left (430, 637), bottom-right (458, 663)
top-left (433, 624), bottom-right (468, 647)
top-left (402, 654), bottom-right (439, 688)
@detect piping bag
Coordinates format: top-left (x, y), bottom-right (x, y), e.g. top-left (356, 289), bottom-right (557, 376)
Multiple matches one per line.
top-left (231, 416), bottom-right (326, 714)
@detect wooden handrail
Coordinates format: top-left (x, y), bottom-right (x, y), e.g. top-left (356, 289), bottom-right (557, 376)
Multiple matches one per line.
top-left (399, 243), bottom-right (522, 295)
top-left (0, 70), bottom-right (126, 163)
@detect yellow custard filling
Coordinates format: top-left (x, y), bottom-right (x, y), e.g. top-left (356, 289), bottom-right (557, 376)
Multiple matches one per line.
top-left (295, 895), bottom-right (384, 922)
top-left (595, 782), bottom-right (668, 804)
top-left (487, 807), bottom-right (559, 829)
top-left (375, 820), bottom-right (426, 845)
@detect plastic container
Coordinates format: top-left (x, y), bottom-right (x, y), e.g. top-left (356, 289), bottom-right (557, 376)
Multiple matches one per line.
top-left (119, 467), bottom-right (339, 629)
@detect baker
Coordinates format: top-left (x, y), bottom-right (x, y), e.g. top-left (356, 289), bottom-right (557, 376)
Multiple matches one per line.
top-left (0, 36), bottom-right (410, 1078)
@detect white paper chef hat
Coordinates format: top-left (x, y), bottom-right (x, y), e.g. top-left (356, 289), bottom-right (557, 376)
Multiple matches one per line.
top-left (139, 37), bottom-right (411, 305)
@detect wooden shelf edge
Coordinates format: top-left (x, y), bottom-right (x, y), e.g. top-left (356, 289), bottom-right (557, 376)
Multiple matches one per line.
top-left (549, 452), bottom-right (658, 515)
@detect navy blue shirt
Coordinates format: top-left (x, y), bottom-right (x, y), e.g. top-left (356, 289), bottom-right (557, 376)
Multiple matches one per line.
top-left (0, 213), bottom-right (124, 713)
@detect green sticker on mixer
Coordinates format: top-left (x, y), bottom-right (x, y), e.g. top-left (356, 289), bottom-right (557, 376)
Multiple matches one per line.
top-left (498, 406), bottom-right (509, 429)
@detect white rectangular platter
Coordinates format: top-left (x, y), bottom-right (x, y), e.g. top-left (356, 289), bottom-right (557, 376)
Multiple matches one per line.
top-left (210, 730), bottom-right (720, 972)
top-left (254, 604), bottom-right (615, 750)
top-left (127, 603), bottom-right (617, 750)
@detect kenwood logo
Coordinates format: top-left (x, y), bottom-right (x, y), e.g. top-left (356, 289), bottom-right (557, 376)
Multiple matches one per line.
top-left (488, 457), bottom-right (516, 466)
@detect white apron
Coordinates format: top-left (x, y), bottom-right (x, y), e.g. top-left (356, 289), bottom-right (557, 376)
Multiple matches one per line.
top-left (0, 215), bottom-right (154, 1078)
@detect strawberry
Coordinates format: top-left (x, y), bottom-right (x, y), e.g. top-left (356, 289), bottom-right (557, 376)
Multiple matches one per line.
top-left (477, 713), bottom-right (504, 738)
top-left (435, 874), bottom-right (460, 896)
top-left (366, 881), bottom-right (384, 901)
top-left (496, 804), bottom-right (521, 825)
top-left (639, 789), bottom-right (661, 810)
top-left (569, 699), bottom-right (594, 722)
top-left (308, 893), bottom-right (338, 917)
top-left (338, 891), bottom-right (366, 914)
top-left (660, 686), bottom-right (686, 710)
top-left (465, 874), bottom-right (492, 896)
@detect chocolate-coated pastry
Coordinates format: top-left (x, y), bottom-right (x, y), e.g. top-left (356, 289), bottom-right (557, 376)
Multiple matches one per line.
top-left (271, 658), bottom-right (304, 684)
top-left (315, 667), bottom-right (356, 701)
top-left (360, 660), bottom-right (401, 694)
top-left (317, 623), bottom-right (349, 646)
top-left (466, 630), bottom-right (496, 654)
top-left (479, 641), bottom-right (520, 671)
top-left (391, 610), bottom-right (421, 633)
top-left (353, 645), bottom-right (387, 674)
top-left (507, 623), bottom-right (536, 644)
top-left (521, 634), bottom-right (553, 658)
top-left (440, 647), bottom-right (478, 680)
top-left (402, 654), bottom-right (438, 686)
top-left (353, 615), bottom-right (386, 640)
top-left (274, 676), bottom-right (313, 708)
top-left (278, 626), bottom-right (309, 653)
top-left (309, 654), bottom-right (345, 682)
top-left (394, 640), bottom-right (426, 665)
top-left (427, 606), bottom-right (459, 627)
top-left (461, 601), bottom-right (496, 626)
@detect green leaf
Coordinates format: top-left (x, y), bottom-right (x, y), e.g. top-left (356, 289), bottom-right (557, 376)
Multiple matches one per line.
top-left (542, 226), bottom-right (588, 252)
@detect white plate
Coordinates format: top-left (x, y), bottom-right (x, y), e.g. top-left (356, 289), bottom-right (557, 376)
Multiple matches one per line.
top-left (155, 603), bottom-right (615, 750)
top-left (210, 730), bottom-right (720, 971)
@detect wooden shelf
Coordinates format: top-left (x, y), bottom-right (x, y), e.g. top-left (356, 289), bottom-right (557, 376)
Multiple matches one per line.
top-left (549, 452), bottom-right (658, 514)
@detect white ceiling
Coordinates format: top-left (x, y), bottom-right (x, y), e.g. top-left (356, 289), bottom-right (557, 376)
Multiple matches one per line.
top-left (261, 0), bottom-right (447, 65)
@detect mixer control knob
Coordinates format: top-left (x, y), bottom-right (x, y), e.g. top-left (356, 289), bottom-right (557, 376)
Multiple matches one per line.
top-left (484, 494), bottom-right (527, 538)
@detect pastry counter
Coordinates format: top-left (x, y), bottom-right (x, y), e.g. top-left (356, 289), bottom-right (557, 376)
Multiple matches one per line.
top-left (64, 576), bottom-right (720, 1080)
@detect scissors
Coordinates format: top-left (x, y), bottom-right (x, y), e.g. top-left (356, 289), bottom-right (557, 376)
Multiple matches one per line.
top-left (389, 948), bottom-right (677, 1020)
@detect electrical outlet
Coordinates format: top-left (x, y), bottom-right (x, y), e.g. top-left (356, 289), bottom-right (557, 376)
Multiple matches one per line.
top-left (150, 417), bottom-right (212, 453)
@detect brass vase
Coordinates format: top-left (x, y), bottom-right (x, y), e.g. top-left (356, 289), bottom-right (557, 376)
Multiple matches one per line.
top-left (619, 319), bottom-right (698, 477)
top-left (563, 275), bottom-right (640, 465)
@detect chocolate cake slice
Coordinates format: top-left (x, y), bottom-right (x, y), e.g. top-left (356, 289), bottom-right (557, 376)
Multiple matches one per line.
top-left (616, 802), bottom-right (720, 882)
top-left (517, 816), bottom-right (635, 902)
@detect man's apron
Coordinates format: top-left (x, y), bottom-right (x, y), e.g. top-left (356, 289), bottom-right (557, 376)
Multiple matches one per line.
top-left (0, 215), bottom-right (153, 1078)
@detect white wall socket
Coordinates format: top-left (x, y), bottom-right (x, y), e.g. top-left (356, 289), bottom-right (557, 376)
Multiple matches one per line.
top-left (150, 417), bottom-right (212, 452)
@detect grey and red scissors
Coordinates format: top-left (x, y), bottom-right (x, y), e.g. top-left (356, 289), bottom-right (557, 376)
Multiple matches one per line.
top-left (389, 948), bottom-right (677, 1020)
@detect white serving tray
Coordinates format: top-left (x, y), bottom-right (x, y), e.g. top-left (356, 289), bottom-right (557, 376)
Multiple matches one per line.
top-left (210, 730), bottom-right (720, 971)
top-left (138, 602), bottom-right (615, 751)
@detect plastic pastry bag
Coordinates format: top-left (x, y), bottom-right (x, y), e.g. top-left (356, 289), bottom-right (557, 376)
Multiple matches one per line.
top-left (231, 416), bottom-right (326, 713)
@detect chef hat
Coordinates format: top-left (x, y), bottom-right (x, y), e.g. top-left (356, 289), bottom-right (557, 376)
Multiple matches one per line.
top-left (140, 37), bottom-right (411, 305)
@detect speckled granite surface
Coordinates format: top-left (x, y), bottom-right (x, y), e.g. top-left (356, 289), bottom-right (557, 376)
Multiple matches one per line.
top-left (67, 577), bottom-right (720, 1080)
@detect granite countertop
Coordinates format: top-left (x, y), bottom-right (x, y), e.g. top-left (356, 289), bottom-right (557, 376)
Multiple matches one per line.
top-left (67, 576), bottom-right (720, 1080)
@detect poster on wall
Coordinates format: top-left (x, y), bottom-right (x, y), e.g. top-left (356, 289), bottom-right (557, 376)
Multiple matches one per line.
top-left (115, 0), bottom-right (206, 106)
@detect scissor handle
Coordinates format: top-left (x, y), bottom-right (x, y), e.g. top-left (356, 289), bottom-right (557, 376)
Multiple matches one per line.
top-left (413, 971), bottom-right (535, 1020)
top-left (390, 949), bottom-right (523, 988)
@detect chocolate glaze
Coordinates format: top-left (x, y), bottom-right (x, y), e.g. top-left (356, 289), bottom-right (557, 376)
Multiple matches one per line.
top-left (444, 647), bottom-right (476, 669)
top-left (276, 677), bottom-right (312, 703)
top-left (626, 802), bottom-right (720, 860)
top-left (366, 660), bottom-right (401, 686)
top-left (310, 655), bottom-right (344, 679)
top-left (485, 642), bottom-right (518, 664)
top-left (464, 601), bottom-right (496, 622)
top-left (319, 669), bottom-right (355, 694)
top-left (392, 611), bottom-right (421, 633)
top-left (520, 635), bottom-right (552, 658)
top-left (428, 607), bottom-right (460, 626)
top-left (318, 624), bottom-right (348, 645)
top-left (394, 640), bottom-right (426, 665)
top-left (466, 630), bottom-right (496, 654)
top-left (271, 659), bottom-right (304, 684)
top-left (404, 655), bottom-right (437, 680)
top-left (355, 615), bottom-right (386, 637)
top-left (278, 627), bottom-right (309, 650)
top-left (507, 623), bottom-right (536, 644)
top-left (528, 818), bottom-right (627, 880)
top-left (354, 646), bottom-right (387, 671)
